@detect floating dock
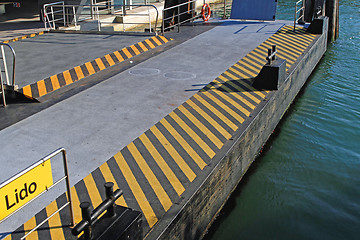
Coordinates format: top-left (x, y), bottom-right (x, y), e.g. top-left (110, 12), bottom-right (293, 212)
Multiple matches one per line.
top-left (0, 15), bottom-right (328, 240)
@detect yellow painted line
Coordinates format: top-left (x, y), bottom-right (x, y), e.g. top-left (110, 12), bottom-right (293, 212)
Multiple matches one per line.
top-left (37, 79), bottom-right (47, 97)
top-left (150, 125), bottom-right (196, 182)
top-left (216, 76), bottom-right (262, 104)
top-left (271, 33), bottom-right (310, 49)
top-left (128, 142), bottom-right (173, 211)
top-left (158, 36), bottom-right (169, 43)
top-left (74, 66), bottom-right (85, 80)
top-left (186, 99), bottom-right (232, 140)
top-left (276, 30), bottom-right (313, 44)
top-left (228, 66), bottom-right (253, 79)
top-left (23, 216), bottom-right (38, 240)
top-left (178, 104), bottom-right (223, 150)
top-left (210, 81), bottom-right (256, 110)
top-left (99, 162), bottom-right (127, 207)
top-left (161, 118), bottom-right (207, 169)
top-left (50, 75), bottom-right (60, 91)
top-left (85, 62), bottom-right (95, 75)
top-left (114, 51), bottom-right (125, 62)
top-left (130, 45), bottom-right (141, 55)
top-left (193, 94), bottom-right (238, 132)
top-left (95, 58), bottom-right (106, 71)
top-left (239, 59), bottom-right (262, 73)
top-left (265, 38), bottom-right (304, 55)
top-left (169, 111), bottom-right (216, 158)
top-left (151, 36), bottom-right (162, 46)
top-left (242, 55), bottom-right (264, 68)
top-left (63, 70), bottom-right (73, 85)
top-left (113, 152), bottom-right (158, 228)
top-left (22, 85), bottom-right (32, 98)
top-left (122, 48), bottom-right (133, 58)
top-left (139, 133), bottom-right (185, 196)
top-left (145, 39), bottom-right (156, 49)
top-left (233, 63), bottom-right (257, 77)
top-left (138, 42), bottom-right (148, 52)
top-left (83, 174), bottom-right (103, 208)
top-left (105, 54), bottom-right (115, 66)
top-left (248, 49), bottom-right (267, 62)
top-left (200, 92), bottom-right (245, 123)
top-left (45, 201), bottom-right (65, 240)
top-left (69, 187), bottom-right (82, 224)
top-left (239, 80), bottom-right (267, 98)
top-left (3, 234), bottom-right (11, 240)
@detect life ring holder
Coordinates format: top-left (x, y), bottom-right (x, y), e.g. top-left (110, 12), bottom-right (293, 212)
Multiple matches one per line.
top-left (201, 3), bottom-right (211, 22)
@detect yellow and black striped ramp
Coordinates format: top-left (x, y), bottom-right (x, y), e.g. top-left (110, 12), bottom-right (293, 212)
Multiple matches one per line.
top-left (4, 26), bottom-right (317, 240)
top-left (1, 31), bottom-right (47, 44)
top-left (17, 36), bottom-right (172, 100)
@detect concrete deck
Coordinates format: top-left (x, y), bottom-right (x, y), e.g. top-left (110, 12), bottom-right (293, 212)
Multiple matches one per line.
top-left (0, 18), bottom-right (326, 240)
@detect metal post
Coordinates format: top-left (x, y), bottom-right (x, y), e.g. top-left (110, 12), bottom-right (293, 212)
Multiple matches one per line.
top-left (104, 182), bottom-right (115, 217)
top-left (272, 45), bottom-right (276, 61)
top-left (81, 202), bottom-right (92, 240)
top-left (63, 2), bottom-right (66, 27)
top-left (267, 48), bottom-right (272, 65)
top-left (1, 45), bottom-right (10, 85)
top-left (223, 0), bottom-right (226, 19)
top-left (177, 5), bottom-right (180, 33)
top-left (0, 74), bottom-right (6, 107)
top-left (62, 149), bottom-right (75, 226)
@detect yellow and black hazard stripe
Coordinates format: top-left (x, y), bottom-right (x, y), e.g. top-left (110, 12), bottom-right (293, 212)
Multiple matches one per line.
top-left (5, 26), bottom-right (318, 240)
top-left (17, 36), bottom-right (172, 100)
top-left (1, 31), bottom-right (47, 44)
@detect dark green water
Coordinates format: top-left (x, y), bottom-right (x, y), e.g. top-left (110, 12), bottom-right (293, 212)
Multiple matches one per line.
top-left (205, 0), bottom-right (360, 239)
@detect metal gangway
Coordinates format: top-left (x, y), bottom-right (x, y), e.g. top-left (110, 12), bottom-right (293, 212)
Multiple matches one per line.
top-left (0, 43), bottom-right (16, 107)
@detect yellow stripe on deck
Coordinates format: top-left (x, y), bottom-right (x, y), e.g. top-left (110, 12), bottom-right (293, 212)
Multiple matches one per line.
top-left (113, 152), bottom-right (158, 228)
top-left (127, 142), bottom-right (173, 212)
top-left (150, 125), bottom-right (196, 182)
top-left (178, 105), bottom-right (223, 150)
top-left (99, 163), bottom-right (127, 207)
top-left (193, 94), bottom-right (238, 132)
top-left (186, 99), bottom-right (232, 140)
top-left (139, 134), bottom-right (185, 196)
top-left (169, 111), bottom-right (216, 159)
top-left (200, 92), bottom-right (245, 124)
top-left (160, 118), bottom-right (207, 169)
top-left (46, 201), bottom-right (65, 240)
top-left (23, 216), bottom-right (38, 240)
top-left (83, 174), bottom-right (103, 208)
top-left (50, 75), bottom-right (60, 91)
top-left (37, 80), bottom-right (47, 97)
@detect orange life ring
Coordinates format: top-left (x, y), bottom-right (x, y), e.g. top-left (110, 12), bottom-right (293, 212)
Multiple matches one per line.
top-left (201, 3), bottom-right (211, 22)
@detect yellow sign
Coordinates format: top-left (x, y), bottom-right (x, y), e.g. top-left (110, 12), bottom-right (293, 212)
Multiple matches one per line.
top-left (0, 159), bottom-right (53, 221)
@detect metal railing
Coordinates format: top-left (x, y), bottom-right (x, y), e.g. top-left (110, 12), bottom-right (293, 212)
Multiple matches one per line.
top-left (0, 148), bottom-right (74, 239)
top-left (43, 2), bottom-right (159, 33)
top-left (294, 0), bottom-right (305, 31)
top-left (0, 43), bottom-right (16, 107)
top-left (162, 0), bottom-right (198, 34)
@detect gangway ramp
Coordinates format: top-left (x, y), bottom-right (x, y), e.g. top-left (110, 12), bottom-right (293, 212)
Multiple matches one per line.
top-left (2, 32), bottom-right (171, 100)
top-left (0, 20), bottom-right (312, 239)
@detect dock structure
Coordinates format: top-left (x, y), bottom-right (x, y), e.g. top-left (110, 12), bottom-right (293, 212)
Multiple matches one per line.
top-left (0, 16), bottom-right (328, 240)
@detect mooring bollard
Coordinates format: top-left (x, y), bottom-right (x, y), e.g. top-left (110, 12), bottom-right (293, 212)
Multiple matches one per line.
top-left (72, 182), bottom-right (123, 240)
top-left (266, 45), bottom-right (277, 65)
